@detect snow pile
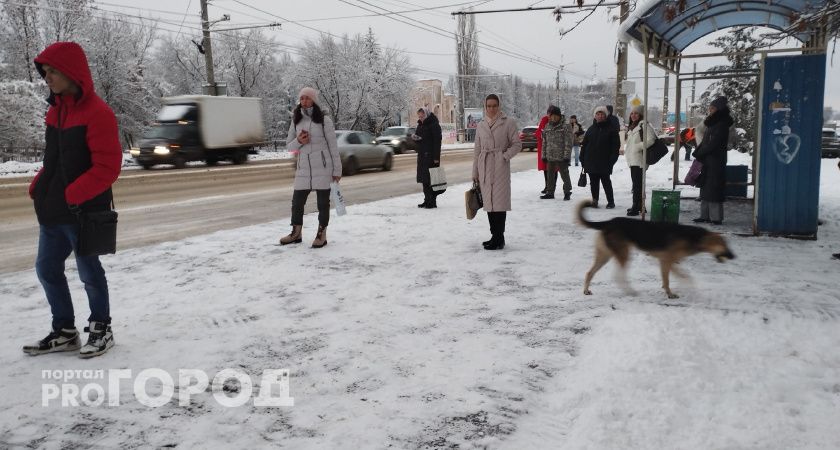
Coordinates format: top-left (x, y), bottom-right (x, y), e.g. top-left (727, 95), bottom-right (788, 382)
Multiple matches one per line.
top-left (0, 152), bottom-right (838, 448)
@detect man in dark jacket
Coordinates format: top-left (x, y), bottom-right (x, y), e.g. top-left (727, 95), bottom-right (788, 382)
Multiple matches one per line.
top-left (692, 96), bottom-right (734, 225)
top-left (580, 106), bottom-right (620, 208)
top-left (22, 42), bottom-right (122, 358)
top-left (414, 107), bottom-right (443, 208)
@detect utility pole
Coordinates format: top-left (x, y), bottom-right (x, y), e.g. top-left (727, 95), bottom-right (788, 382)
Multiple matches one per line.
top-left (456, 14), bottom-right (466, 142)
top-left (200, 0), bottom-right (217, 95)
top-left (662, 74), bottom-right (669, 130)
top-left (614, 0), bottom-right (630, 119)
top-left (556, 70), bottom-right (561, 107)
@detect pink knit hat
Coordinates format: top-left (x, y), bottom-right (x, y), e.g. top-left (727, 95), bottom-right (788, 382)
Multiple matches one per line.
top-left (298, 87), bottom-right (319, 104)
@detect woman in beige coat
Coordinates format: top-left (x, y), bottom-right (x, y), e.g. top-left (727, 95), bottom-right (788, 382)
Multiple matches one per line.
top-left (472, 94), bottom-right (522, 250)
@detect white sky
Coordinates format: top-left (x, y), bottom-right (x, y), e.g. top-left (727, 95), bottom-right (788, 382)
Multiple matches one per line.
top-left (114, 0), bottom-right (840, 112)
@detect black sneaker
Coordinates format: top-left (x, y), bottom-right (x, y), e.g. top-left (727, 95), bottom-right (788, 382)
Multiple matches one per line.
top-left (540, 193), bottom-right (554, 199)
top-left (605, 203), bottom-right (616, 209)
top-left (22, 328), bottom-right (81, 355)
top-left (563, 193), bottom-right (571, 201)
top-left (79, 321), bottom-right (114, 359)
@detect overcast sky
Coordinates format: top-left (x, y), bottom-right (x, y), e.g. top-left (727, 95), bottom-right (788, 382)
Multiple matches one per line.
top-left (121, 0), bottom-right (840, 113)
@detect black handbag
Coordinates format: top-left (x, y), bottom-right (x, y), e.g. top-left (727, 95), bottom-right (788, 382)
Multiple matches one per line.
top-left (76, 209), bottom-right (118, 256)
top-left (646, 138), bottom-right (669, 165)
top-left (577, 170), bottom-right (587, 187)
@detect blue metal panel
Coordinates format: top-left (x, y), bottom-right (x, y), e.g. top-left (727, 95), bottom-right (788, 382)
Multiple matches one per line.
top-left (757, 54), bottom-right (825, 236)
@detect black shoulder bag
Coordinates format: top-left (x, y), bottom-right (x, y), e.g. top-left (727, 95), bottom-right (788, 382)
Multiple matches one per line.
top-left (56, 115), bottom-right (118, 256)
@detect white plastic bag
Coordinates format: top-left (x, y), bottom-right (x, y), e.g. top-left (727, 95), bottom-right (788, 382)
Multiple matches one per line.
top-left (330, 181), bottom-right (346, 216)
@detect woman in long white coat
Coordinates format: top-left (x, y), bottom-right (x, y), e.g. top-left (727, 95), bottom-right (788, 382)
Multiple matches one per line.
top-left (472, 94), bottom-right (522, 250)
top-left (279, 87), bottom-right (342, 248)
top-left (622, 104), bottom-right (657, 216)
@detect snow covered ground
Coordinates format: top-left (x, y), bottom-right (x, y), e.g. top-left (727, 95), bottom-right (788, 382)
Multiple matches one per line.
top-left (1, 152), bottom-right (839, 449)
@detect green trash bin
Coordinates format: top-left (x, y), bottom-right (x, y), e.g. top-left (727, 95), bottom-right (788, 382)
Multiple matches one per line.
top-left (650, 189), bottom-right (681, 223)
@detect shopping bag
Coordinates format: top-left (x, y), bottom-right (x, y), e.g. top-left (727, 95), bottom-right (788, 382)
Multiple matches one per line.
top-left (684, 159), bottom-right (703, 187)
top-left (330, 181), bottom-right (346, 216)
top-left (465, 182), bottom-right (483, 220)
top-left (429, 166), bottom-right (447, 192)
top-left (577, 170), bottom-right (587, 187)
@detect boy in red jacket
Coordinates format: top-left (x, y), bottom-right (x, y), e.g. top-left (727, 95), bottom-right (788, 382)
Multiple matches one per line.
top-left (22, 42), bottom-right (122, 358)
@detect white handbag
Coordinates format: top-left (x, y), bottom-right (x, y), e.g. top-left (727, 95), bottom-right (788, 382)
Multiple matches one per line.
top-left (429, 166), bottom-right (447, 192)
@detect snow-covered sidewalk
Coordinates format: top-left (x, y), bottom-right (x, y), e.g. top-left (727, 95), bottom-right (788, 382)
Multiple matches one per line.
top-left (1, 153), bottom-right (839, 449)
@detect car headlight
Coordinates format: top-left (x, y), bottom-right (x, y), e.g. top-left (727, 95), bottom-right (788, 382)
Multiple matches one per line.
top-left (129, 148), bottom-right (140, 156)
top-left (153, 146), bottom-right (170, 155)
top-left (391, 139), bottom-right (400, 145)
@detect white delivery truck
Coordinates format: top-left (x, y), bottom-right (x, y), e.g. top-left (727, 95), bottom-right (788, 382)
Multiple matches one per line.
top-left (132, 95), bottom-right (264, 169)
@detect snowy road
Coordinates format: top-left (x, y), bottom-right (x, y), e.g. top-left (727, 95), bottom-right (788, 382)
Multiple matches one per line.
top-left (1, 153), bottom-right (838, 449)
top-left (0, 148), bottom-right (536, 273)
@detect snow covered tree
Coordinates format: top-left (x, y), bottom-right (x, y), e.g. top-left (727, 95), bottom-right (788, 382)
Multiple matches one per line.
top-left (699, 27), bottom-right (765, 151)
top-left (80, 14), bottom-right (160, 147)
top-left (0, 80), bottom-right (46, 148)
top-left (0, 0), bottom-right (43, 82)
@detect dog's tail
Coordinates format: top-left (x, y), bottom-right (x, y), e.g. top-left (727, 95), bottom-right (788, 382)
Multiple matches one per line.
top-left (576, 200), bottom-right (607, 230)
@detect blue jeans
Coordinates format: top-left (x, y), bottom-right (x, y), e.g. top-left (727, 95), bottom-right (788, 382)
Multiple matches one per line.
top-left (572, 145), bottom-right (581, 166)
top-left (36, 224), bottom-right (110, 330)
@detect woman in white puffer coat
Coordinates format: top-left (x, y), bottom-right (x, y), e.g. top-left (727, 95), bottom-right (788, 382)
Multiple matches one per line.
top-left (622, 104), bottom-right (657, 216)
top-left (280, 87), bottom-right (342, 248)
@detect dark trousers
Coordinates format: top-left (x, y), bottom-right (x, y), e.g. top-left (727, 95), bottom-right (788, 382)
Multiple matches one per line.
top-left (291, 189), bottom-right (331, 227)
top-left (588, 173), bottom-right (614, 205)
top-left (630, 166), bottom-right (643, 211)
top-left (487, 211), bottom-right (507, 237)
top-left (546, 161), bottom-right (572, 195)
top-left (422, 182), bottom-right (441, 205)
top-left (36, 224), bottom-right (110, 331)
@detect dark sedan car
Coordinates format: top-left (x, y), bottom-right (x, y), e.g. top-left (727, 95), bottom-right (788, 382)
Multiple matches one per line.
top-left (822, 128), bottom-right (840, 158)
top-left (519, 126), bottom-right (538, 151)
top-left (374, 126), bottom-right (417, 154)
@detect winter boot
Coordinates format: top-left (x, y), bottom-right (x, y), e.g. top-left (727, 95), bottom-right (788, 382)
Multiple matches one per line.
top-left (22, 328), bottom-right (81, 355)
top-left (484, 234), bottom-right (505, 251)
top-left (312, 225), bottom-right (328, 248)
top-left (540, 193), bottom-right (555, 199)
top-left (279, 225), bottom-right (303, 245)
top-left (563, 192), bottom-right (571, 201)
top-left (79, 322), bottom-right (114, 359)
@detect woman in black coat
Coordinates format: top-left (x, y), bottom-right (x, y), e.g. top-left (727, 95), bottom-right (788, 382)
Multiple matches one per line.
top-left (692, 96), bottom-right (734, 225)
top-left (414, 107), bottom-right (443, 208)
top-left (580, 105), bottom-right (620, 208)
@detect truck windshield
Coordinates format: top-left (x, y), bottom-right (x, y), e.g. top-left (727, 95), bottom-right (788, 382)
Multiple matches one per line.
top-left (142, 124), bottom-right (184, 140)
top-left (381, 128), bottom-right (405, 136)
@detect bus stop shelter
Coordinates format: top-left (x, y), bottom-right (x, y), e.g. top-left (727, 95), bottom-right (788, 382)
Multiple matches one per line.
top-left (618, 0), bottom-right (830, 238)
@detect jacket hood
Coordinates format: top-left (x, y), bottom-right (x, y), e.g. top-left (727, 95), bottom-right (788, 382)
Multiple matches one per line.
top-left (34, 42), bottom-right (95, 105)
top-left (704, 108), bottom-right (734, 128)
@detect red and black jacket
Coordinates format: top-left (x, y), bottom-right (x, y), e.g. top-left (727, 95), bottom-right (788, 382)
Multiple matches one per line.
top-left (29, 42), bottom-right (122, 225)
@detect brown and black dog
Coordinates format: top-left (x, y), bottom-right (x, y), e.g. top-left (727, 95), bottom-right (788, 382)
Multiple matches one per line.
top-left (577, 201), bottom-right (735, 298)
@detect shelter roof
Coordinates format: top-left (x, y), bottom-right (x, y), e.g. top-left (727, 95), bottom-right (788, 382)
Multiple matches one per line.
top-left (618, 0), bottom-right (826, 53)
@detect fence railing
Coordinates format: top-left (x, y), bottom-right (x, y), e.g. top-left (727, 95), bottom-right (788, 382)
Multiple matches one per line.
top-left (0, 148), bottom-right (44, 163)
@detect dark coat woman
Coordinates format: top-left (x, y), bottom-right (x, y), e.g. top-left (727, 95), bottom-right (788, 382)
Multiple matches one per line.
top-left (414, 108), bottom-right (443, 208)
top-left (694, 103), bottom-right (733, 202)
top-left (580, 106), bottom-right (620, 208)
top-left (693, 96), bottom-right (734, 224)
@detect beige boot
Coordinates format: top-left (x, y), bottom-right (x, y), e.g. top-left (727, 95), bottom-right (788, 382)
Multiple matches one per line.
top-left (311, 225), bottom-right (328, 248)
top-left (279, 225), bottom-right (302, 245)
